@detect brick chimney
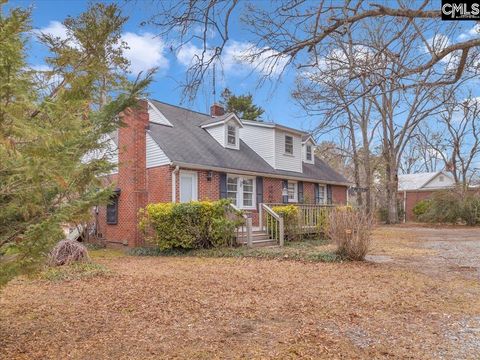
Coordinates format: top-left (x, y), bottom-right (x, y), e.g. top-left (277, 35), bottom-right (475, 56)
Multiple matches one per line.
top-left (210, 103), bottom-right (225, 117)
top-left (116, 99), bottom-right (149, 247)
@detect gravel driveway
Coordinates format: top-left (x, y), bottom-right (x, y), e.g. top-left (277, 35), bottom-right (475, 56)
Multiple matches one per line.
top-left (368, 225), bottom-right (480, 281)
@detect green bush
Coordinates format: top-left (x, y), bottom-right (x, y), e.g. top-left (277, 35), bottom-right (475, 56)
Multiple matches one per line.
top-left (418, 190), bottom-right (480, 226)
top-left (272, 205), bottom-right (299, 241)
top-left (412, 199), bottom-right (431, 218)
top-left (138, 200), bottom-right (243, 250)
top-left (461, 195), bottom-right (480, 226)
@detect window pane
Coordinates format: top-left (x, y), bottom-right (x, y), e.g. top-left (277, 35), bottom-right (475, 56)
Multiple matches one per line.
top-left (243, 179), bottom-right (253, 192)
top-left (243, 192), bottom-right (253, 207)
top-left (306, 145), bottom-right (312, 160)
top-left (318, 186), bottom-right (325, 204)
top-left (227, 125), bottom-right (236, 145)
top-left (288, 182), bottom-right (296, 200)
top-left (227, 176), bottom-right (238, 205)
top-left (285, 135), bottom-right (293, 154)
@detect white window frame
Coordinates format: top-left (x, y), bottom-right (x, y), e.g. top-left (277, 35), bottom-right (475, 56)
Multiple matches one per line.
top-left (285, 135), bottom-right (293, 155)
top-left (225, 121), bottom-right (239, 149)
top-left (306, 144), bottom-right (312, 161)
top-left (179, 170), bottom-right (198, 203)
top-left (227, 174), bottom-right (256, 210)
top-left (317, 184), bottom-right (326, 204)
top-left (287, 180), bottom-right (298, 203)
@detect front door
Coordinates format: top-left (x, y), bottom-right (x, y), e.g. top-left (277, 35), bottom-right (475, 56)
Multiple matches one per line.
top-left (179, 171), bottom-right (198, 203)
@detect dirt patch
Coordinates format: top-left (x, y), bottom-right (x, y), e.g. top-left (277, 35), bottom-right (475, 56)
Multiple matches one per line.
top-left (1, 254), bottom-right (480, 359)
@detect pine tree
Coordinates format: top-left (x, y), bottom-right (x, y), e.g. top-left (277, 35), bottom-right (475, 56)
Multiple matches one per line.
top-left (220, 88), bottom-right (264, 121)
top-left (0, 4), bottom-right (152, 284)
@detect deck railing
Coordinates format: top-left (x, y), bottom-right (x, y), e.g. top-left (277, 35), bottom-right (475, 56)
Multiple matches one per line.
top-left (261, 203), bottom-right (284, 246)
top-left (261, 203), bottom-right (335, 241)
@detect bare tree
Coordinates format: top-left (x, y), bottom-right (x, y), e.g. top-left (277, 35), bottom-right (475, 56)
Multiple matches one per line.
top-left (147, 1), bottom-right (480, 99)
top-left (418, 90), bottom-right (480, 187)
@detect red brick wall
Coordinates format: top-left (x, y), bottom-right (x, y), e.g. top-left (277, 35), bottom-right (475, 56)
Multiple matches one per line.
top-left (147, 165), bottom-right (173, 203)
top-left (403, 190), bottom-right (435, 222)
top-left (98, 101), bottom-right (149, 247)
top-left (331, 185), bottom-right (347, 205)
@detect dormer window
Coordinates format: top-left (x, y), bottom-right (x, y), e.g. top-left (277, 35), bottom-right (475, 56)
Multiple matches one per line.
top-left (227, 125), bottom-right (237, 146)
top-left (306, 145), bottom-right (312, 161)
top-left (285, 135), bottom-right (293, 154)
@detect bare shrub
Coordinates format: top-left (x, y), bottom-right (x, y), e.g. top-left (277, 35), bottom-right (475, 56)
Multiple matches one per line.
top-left (327, 209), bottom-right (373, 261)
top-left (48, 240), bottom-right (89, 266)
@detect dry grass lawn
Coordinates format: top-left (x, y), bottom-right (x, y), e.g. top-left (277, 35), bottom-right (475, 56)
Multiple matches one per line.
top-left (1, 226), bottom-right (479, 359)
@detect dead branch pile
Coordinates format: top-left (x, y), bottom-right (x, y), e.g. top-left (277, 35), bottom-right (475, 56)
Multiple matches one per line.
top-left (48, 240), bottom-right (90, 266)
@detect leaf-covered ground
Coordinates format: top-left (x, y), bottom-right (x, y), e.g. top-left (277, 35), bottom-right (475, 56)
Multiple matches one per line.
top-left (1, 226), bottom-right (479, 359)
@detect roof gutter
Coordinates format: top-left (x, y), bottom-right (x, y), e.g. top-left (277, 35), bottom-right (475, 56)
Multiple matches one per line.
top-left (171, 161), bottom-right (352, 187)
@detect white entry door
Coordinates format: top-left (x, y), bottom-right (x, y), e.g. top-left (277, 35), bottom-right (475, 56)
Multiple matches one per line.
top-left (179, 171), bottom-right (198, 203)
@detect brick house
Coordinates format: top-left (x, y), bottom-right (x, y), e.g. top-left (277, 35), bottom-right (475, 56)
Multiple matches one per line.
top-left (398, 171), bottom-right (456, 222)
top-left (97, 99), bottom-right (350, 247)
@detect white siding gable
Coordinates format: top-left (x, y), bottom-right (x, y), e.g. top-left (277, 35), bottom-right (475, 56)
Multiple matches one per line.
top-left (239, 124), bottom-right (275, 167)
top-left (148, 101), bottom-right (173, 127)
top-left (275, 130), bottom-right (302, 172)
top-left (205, 124), bottom-right (226, 147)
top-left (146, 132), bottom-right (170, 168)
top-left (423, 172), bottom-right (455, 189)
top-left (81, 134), bottom-right (118, 174)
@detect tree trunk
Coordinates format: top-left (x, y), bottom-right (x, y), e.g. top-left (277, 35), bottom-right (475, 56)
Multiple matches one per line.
top-left (385, 156), bottom-right (399, 224)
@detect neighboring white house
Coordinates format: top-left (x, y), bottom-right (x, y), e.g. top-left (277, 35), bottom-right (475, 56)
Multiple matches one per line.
top-left (398, 171), bottom-right (456, 222)
top-left (398, 171), bottom-right (455, 192)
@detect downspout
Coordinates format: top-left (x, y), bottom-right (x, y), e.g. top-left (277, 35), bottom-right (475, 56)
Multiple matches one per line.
top-left (172, 165), bottom-right (180, 203)
top-left (403, 191), bottom-right (407, 223)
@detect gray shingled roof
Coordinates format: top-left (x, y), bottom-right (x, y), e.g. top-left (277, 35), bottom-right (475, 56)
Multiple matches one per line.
top-left (148, 99), bottom-right (349, 185)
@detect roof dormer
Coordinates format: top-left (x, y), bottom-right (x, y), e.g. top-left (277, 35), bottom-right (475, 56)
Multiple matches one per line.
top-left (201, 113), bottom-right (243, 150)
top-left (302, 135), bottom-right (315, 164)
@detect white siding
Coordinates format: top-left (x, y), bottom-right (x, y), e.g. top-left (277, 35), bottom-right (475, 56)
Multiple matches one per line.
top-left (274, 130), bottom-right (302, 172)
top-left (423, 173), bottom-right (455, 189)
top-left (146, 133), bottom-right (170, 168)
top-left (205, 124), bottom-right (226, 147)
top-left (81, 134), bottom-right (118, 174)
top-left (239, 124), bottom-right (275, 167)
top-left (148, 102), bottom-right (172, 127)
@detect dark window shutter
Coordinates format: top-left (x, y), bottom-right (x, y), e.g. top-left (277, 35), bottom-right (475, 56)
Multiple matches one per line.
top-left (256, 176), bottom-right (263, 210)
top-left (314, 183), bottom-right (320, 204)
top-left (219, 173), bottom-right (227, 199)
top-left (298, 181), bottom-right (304, 203)
top-left (106, 196), bottom-right (118, 225)
top-left (282, 179), bottom-right (288, 204)
top-left (326, 184), bottom-right (333, 205)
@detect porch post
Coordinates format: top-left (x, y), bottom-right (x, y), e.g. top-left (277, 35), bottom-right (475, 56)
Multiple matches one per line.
top-left (279, 214), bottom-right (284, 247)
top-left (259, 203), bottom-right (263, 231)
top-left (246, 216), bottom-right (253, 247)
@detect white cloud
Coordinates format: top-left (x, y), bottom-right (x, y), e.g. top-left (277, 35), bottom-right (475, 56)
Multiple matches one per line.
top-left (37, 20), bottom-right (68, 39)
top-left (457, 24), bottom-right (480, 41)
top-left (176, 43), bottom-right (211, 67)
top-left (122, 32), bottom-right (169, 74)
top-left (36, 22), bottom-right (169, 74)
top-left (176, 40), bottom-right (289, 76)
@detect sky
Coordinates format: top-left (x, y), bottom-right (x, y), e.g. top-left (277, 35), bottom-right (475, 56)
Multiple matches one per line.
top-left (7, 0), bottom-right (313, 131)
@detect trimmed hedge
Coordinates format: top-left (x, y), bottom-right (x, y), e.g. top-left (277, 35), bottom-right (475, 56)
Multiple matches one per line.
top-left (138, 200), bottom-right (243, 250)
